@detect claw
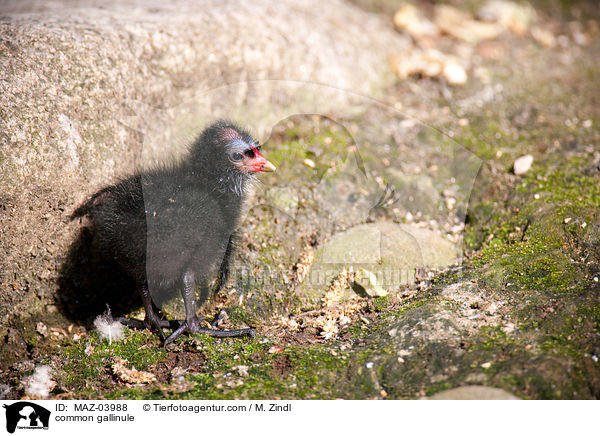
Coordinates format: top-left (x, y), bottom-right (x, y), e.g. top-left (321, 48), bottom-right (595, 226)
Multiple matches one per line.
top-left (162, 317), bottom-right (254, 347)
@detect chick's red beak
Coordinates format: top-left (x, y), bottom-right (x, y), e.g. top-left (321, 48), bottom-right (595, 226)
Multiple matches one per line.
top-left (246, 149), bottom-right (276, 172)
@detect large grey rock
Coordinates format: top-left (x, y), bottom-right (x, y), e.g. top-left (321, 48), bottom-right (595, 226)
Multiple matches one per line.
top-left (297, 222), bottom-right (458, 301)
top-left (337, 281), bottom-right (520, 398)
top-left (0, 0), bottom-right (409, 330)
top-left (384, 169), bottom-right (444, 218)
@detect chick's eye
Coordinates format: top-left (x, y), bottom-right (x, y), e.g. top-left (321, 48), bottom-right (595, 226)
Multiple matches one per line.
top-left (231, 152), bottom-right (243, 162)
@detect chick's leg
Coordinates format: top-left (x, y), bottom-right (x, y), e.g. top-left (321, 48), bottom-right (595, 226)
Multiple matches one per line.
top-left (163, 270), bottom-right (254, 347)
top-left (163, 271), bottom-right (201, 346)
top-left (118, 281), bottom-right (173, 341)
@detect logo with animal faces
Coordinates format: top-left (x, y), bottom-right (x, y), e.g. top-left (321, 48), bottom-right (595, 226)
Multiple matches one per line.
top-left (3, 402), bottom-right (51, 433)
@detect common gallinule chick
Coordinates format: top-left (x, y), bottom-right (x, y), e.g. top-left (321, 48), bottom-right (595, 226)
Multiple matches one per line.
top-left (71, 120), bottom-right (275, 345)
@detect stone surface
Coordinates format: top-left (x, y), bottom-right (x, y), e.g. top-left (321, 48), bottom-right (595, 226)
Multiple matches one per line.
top-left (0, 0), bottom-right (408, 330)
top-left (297, 222), bottom-right (458, 301)
top-left (265, 187), bottom-right (299, 217)
top-left (427, 385), bottom-right (520, 400)
top-left (384, 169), bottom-right (445, 218)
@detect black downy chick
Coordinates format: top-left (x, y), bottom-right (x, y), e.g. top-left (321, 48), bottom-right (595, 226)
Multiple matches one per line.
top-left (71, 120), bottom-right (276, 346)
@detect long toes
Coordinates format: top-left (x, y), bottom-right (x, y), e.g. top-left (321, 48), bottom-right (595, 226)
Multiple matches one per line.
top-left (118, 316), bottom-right (166, 342)
top-left (154, 319), bottom-right (173, 328)
top-left (142, 315), bottom-right (168, 341)
top-left (162, 318), bottom-right (254, 346)
top-left (118, 316), bottom-right (170, 329)
top-left (118, 317), bottom-right (146, 329)
top-left (163, 322), bottom-right (188, 347)
top-left (193, 326), bottom-right (255, 338)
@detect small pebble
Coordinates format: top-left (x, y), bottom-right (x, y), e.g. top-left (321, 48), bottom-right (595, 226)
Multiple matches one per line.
top-left (443, 62), bottom-right (468, 85)
top-left (531, 26), bottom-right (556, 48)
top-left (303, 158), bottom-right (315, 168)
top-left (513, 154), bottom-right (533, 175)
top-left (235, 365), bottom-right (249, 377)
top-left (36, 322), bottom-right (48, 337)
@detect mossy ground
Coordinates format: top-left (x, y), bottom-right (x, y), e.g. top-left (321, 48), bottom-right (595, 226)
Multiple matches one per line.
top-left (49, 326), bottom-right (371, 400)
